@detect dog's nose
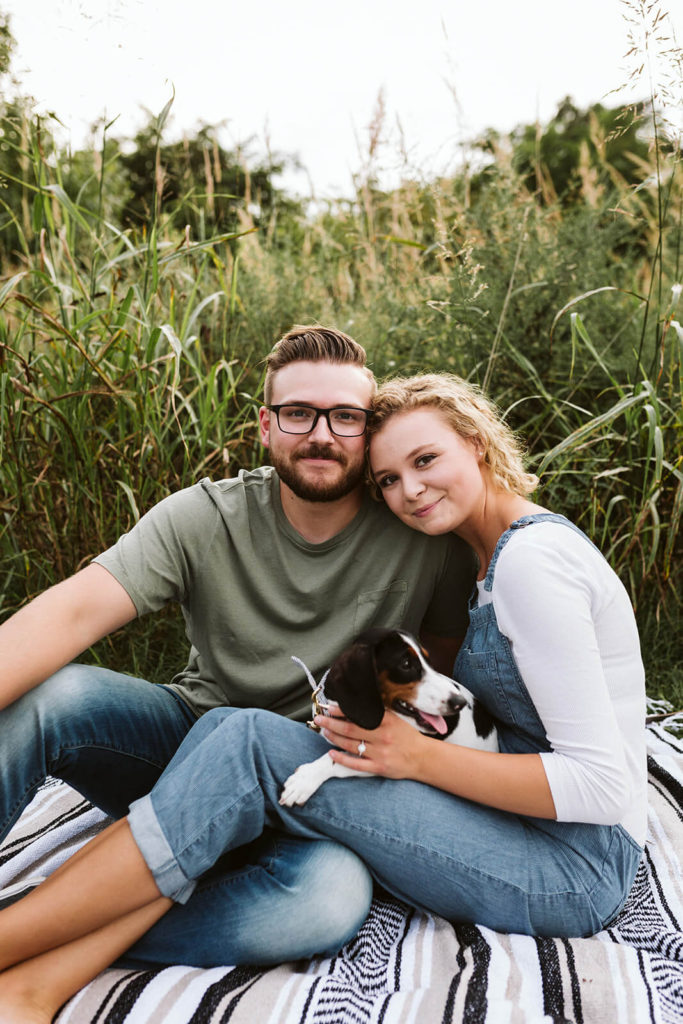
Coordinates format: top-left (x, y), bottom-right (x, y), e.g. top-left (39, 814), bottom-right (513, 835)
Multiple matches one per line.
top-left (447, 692), bottom-right (467, 713)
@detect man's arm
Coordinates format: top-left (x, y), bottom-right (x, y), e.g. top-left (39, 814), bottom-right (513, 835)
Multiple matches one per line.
top-left (0, 564), bottom-right (137, 710)
top-left (420, 630), bottom-right (462, 676)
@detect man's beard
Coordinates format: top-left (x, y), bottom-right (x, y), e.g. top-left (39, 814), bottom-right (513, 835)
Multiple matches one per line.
top-left (269, 442), bottom-right (366, 502)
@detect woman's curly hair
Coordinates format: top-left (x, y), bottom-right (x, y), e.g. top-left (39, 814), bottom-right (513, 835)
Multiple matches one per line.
top-left (368, 373), bottom-right (538, 497)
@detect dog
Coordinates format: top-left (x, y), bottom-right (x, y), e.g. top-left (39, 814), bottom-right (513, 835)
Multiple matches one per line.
top-left (280, 628), bottom-right (498, 806)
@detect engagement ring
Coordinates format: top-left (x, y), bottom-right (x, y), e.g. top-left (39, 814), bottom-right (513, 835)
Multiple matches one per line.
top-left (357, 741), bottom-right (367, 756)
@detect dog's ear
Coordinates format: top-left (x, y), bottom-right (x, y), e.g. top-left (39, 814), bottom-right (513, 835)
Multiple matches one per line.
top-left (325, 641), bottom-right (385, 730)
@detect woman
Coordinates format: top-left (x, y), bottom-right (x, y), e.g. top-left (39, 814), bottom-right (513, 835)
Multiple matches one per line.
top-left (0, 374), bottom-right (646, 1022)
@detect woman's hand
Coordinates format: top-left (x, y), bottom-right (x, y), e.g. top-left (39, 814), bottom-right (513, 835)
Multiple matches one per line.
top-left (315, 709), bottom-right (557, 817)
top-left (314, 709), bottom-right (430, 780)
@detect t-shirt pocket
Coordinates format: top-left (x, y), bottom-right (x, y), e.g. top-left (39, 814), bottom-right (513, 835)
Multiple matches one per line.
top-left (354, 580), bottom-right (408, 635)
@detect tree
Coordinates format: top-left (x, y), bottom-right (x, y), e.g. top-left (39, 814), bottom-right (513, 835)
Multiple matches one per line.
top-left (508, 96), bottom-right (652, 203)
top-left (116, 119), bottom-right (303, 241)
top-left (0, 11), bottom-right (14, 80)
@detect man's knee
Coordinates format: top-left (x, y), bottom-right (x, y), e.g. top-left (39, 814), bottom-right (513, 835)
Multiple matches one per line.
top-left (0, 663), bottom-right (187, 764)
top-left (1, 663), bottom-right (94, 727)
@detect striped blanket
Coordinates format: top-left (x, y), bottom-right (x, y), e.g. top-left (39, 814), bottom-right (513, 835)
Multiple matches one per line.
top-left (1, 719), bottom-right (681, 1024)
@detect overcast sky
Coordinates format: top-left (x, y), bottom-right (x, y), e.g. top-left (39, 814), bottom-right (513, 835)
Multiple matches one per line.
top-left (2, 0), bottom-right (681, 197)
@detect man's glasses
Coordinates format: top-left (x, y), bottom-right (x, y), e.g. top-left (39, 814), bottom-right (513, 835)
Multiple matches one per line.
top-left (268, 404), bottom-right (373, 437)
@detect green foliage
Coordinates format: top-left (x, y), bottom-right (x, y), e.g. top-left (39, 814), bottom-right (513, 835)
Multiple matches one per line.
top-left (0, 11), bottom-right (13, 79)
top-left (0, 111), bottom-right (270, 619)
top-left (0, 101), bottom-right (56, 269)
top-left (116, 118), bottom-right (302, 241)
top-left (0, 42), bottom-right (680, 698)
top-left (507, 96), bottom-right (653, 203)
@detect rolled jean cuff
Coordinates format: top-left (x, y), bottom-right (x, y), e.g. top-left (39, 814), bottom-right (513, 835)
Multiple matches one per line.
top-left (128, 794), bottom-right (196, 904)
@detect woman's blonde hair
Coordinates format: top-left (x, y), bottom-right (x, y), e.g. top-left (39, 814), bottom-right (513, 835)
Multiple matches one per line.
top-left (368, 373), bottom-right (538, 496)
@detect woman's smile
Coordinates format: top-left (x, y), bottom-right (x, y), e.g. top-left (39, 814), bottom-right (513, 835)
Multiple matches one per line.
top-left (414, 498), bottom-right (443, 519)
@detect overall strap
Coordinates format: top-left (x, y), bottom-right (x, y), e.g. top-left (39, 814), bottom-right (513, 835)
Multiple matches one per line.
top-left (482, 513), bottom-right (598, 593)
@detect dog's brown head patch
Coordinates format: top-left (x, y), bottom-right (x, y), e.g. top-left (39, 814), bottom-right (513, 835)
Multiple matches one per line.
top-left (377, 671), bottom-right (421, 711)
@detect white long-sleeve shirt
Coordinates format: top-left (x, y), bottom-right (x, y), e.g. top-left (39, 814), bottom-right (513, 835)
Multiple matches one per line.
top-left (476, 522), bottom-right (647, 845)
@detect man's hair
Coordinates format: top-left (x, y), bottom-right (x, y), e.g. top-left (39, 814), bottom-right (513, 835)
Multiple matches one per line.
top-left (263, 325), bottom-right (375, 405)
top-left (368, 373), bottom-right (538, 497)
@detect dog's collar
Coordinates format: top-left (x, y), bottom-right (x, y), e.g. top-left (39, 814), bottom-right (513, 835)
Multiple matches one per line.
top-left (291, 656), bottom-right (336, 731)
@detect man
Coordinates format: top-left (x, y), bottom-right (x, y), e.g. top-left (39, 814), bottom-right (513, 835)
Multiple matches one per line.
top-left (0, 325), bottom-right (475, 964)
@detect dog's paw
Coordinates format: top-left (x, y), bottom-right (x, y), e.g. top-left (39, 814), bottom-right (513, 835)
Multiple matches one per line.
top-left (279, 761), bottom-right (326, 806)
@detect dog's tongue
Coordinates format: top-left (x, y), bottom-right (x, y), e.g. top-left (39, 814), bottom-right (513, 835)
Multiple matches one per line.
top-left (419, 711), bottom-right (448, 735)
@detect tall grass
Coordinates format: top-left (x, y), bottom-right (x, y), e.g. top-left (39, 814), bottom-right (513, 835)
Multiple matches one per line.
top-left (0, 9), bottom-right (681, 695)
top-left (0, 111), bottom-right (271, 672)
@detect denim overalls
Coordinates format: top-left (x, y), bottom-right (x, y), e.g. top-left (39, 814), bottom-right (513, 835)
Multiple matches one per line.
top-left (453, 512), bottom-right (643, 933)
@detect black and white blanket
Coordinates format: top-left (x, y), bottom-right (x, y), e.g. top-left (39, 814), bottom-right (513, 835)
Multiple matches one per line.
top-left (1, 719), bottom-right (681, 1024)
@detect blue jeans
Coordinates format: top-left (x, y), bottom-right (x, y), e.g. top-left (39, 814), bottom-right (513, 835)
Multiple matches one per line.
top-left (1, 666), bottom-right (373, 964)
top-left (123, 832), bottom-right (373, 967)
top-left (0, 664), bottom-right (196, 833)
top-left (130, 706), bottom-right (642, 939)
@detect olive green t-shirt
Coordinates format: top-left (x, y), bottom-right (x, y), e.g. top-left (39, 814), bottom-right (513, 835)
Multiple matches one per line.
top-left (94, 468), bottom-right (476, 720)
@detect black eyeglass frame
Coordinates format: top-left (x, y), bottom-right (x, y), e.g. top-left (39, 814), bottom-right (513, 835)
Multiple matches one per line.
top-left (267, 404), bottom-right (374, 437)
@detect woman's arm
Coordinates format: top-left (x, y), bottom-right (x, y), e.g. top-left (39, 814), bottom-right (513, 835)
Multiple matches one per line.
top-left (321, 527), bottom-right (642, 825)
top-left (319, 710), bottom-right (557, 818)
top-left (488, 529), bottom-right (639, 825)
